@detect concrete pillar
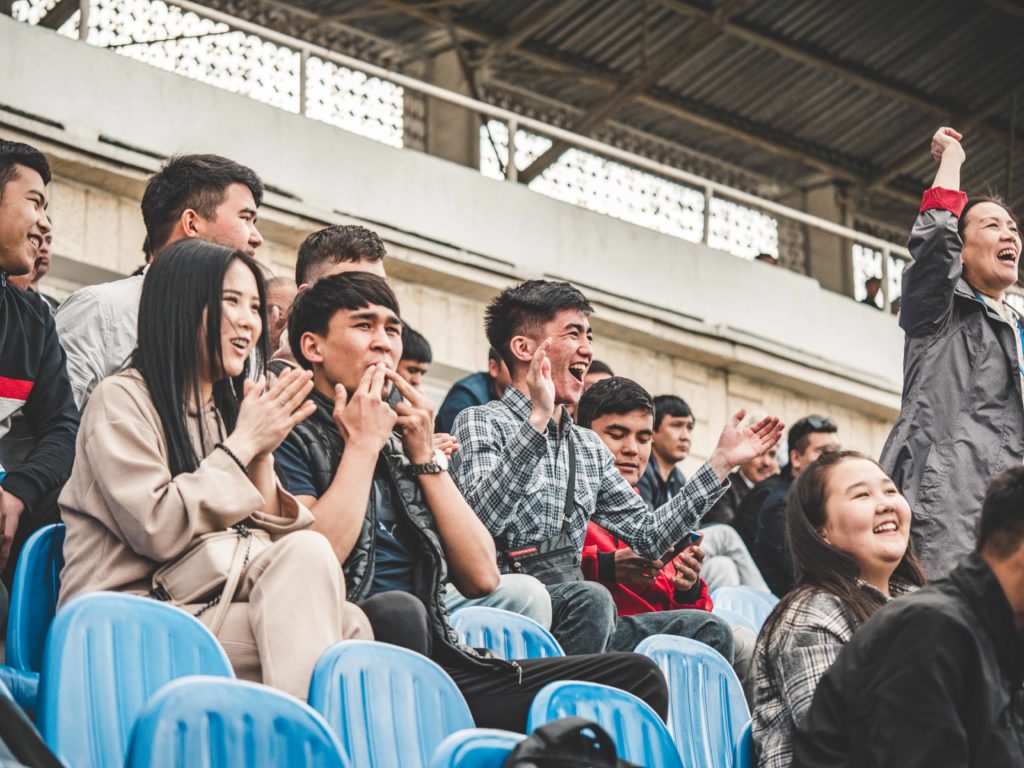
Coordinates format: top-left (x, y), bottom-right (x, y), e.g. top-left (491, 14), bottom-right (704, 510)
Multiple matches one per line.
top-left (405, 51), bottom-right (480, 170)
top-left (781, 183), bottom-right (854, 297)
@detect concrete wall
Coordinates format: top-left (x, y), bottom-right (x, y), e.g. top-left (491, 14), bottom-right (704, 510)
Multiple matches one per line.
top-left (0, 17), bottom-right (906, 468)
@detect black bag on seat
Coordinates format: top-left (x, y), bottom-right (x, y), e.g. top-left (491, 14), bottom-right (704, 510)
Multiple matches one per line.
top-left (503, 717), bottom-right (643, 768)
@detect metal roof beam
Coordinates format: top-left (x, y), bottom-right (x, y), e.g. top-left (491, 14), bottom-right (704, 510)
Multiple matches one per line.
top-left (478, 0), bottom-right (586, 67)
top-left (516, 0), bottom-right (752, 184)
top-left (654, 0), bottom-right (1022, 148)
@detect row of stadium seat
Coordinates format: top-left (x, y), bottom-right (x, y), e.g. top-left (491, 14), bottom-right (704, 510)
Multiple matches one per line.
top-left (3, 523), bottom-right (763, 766)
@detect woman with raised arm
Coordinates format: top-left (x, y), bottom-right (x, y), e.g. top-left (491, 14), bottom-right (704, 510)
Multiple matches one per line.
top-left (751, 451), bottom-right (925, 768)
top-left (879, 127), bottom-right (1023, 579)
top-left (58, 239), bottom-right (372, 700)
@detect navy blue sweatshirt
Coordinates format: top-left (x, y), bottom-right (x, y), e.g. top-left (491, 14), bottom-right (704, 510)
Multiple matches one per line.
top-left (0, 275), bottom-right (79, 513)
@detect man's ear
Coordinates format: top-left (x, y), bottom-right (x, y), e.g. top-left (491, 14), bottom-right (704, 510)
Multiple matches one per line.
top-left (180, 208), bottom-right (202, 238)
top-left (299, 332), bottom-right (326, 366)
top-left (509, 335), bottom-right (535, 364)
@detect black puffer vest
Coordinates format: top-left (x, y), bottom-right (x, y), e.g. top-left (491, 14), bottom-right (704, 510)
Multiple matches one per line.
top-left (288, 388), bottom-right (516, 675)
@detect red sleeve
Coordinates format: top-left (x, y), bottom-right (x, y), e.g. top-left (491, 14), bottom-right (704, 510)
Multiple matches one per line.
top-left (581, 544), bottom-right (600, 581)
top-left (920, 187), bottom-right (967, 218)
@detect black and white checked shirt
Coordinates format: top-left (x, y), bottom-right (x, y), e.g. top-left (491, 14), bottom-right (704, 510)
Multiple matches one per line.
top-left (450, 386), bottom-right (728, 571)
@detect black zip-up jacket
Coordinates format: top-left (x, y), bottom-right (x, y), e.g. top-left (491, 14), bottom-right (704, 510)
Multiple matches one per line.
top-left (793, 554), bottom-right (1024, 768)
top-left (0, 275), bottom-right (79, 513)
top-left (280, 388), bottom-right (517, 676)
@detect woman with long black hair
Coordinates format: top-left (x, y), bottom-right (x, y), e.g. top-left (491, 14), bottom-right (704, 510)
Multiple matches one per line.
top-left (58, 239), bottom-right (371, 700)
top-left (751, 450), bottom-right (925, 768)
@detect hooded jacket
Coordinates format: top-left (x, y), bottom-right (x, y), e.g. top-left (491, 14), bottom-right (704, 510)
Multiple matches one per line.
top-left (0, 276), bottom-right (78, 514)
top-left (793, 554), bottom-right (1024, 768)
top-left (880, 188), bottom-right (1024, 579)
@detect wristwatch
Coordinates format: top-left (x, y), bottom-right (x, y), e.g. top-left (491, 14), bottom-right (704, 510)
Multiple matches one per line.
top-left (410, 448), bottom-right (449, 476)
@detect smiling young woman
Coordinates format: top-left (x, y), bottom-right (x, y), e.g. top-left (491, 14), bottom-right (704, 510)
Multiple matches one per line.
top-left (750, 450), bottom-right (926, 768)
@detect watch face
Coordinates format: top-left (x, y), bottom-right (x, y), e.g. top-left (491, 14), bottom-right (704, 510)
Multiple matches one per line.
top-left (433, 448), bottom-right (449, 472)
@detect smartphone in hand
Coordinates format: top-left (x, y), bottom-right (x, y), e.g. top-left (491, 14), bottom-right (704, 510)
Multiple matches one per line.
top-left (660, 531), bottom-right (702, 564)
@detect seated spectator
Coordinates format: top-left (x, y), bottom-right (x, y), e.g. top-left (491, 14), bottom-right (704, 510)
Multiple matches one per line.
top-left (58, 240), bottom-right (372, 700)
top-left (57, 154), bottom-right (264, 409)
top-left (753, 451), bottom-right (924, 768)
top-left (583, 359), bottom-right (613, 393)
top-left (880, 127), bottom-right (1023, 580)
top-left (435, 346), bottom-right (511, 434)
top-left (450, 279), bottom-right (782, 656)
top-left (273, 272), bottom-right (668, 731)
top-left (639, 395), bottom-right (769, 592)
top-left (273, 223), bottom-right (389, 367)
top-left (8, 228), bottom-right (58, 310)
top-left (793, 465), bottom-right (1024, 768)
top-left (265, 276), bottom-right (296, 353)
top-left (577, 377), bottom-right (756, 689)
top-left (860, 276), bottom-right (882, 309)
top-left (0, 140), bottom-right (78, 586)
top-left (706, 415), bottom-right (780, 527)
top-left (397, 324), bottom-right (432, 390)
top-left (755, 415), bottom-right (840, 595)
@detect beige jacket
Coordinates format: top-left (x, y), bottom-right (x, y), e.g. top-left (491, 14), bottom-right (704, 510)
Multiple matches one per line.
top-left (59, 370), bottom-right (312, 606)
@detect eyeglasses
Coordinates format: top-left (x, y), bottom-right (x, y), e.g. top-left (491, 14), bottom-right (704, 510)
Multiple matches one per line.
top-left (803, 415), bottom-right (837, 431)
top-left (788, 415), bottom-right (837, 445)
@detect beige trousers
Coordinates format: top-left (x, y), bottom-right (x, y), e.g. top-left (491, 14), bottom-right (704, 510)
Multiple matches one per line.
top-left (189, 530), bottom-right (371, 700)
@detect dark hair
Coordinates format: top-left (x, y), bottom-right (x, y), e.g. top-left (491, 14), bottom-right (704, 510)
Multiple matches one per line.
top-left (401, 324), bottom-right (432, 363)
top-left (141, 154), bottom-right (263, 255)
top-left (788, 414), bottom-right (838, 455)
top-left (958, 196), bottom-right (1019, 242)
top-left (588, 360), bottom-right (614, 377)
top-left (760, 451), bottom-right (926, 645)
top-left (487, 347), bottom-right (503, 365)
top-left (977, 466), bottom-right (1024, 558)
top-left (652, 394), bottom-right (693, 431)
top-left (296, 225), bottom-right (387, 285)
top-left (577, 377), bottom-right (654, 430)
top-left (288, 272), bottom-right (401, 369)
top-left (485, 280), bottom-right (593, 371)
top-left (0, 140), bottom-right (51, 201)
top-left (132, 239), bottom-right (269, 477)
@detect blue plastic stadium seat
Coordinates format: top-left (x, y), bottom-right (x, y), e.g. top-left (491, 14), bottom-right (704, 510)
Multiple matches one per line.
top-left (309, 640), bottom-right (475, 768)
top-left (126, 676), bottom-right (350, 768)
top-left (36, 592), bottom-right (234, 768)
top-left (0, 523), bottom-right (64, 713)
top-left (450, 606), bottom-right (564, 660)
top-left (430, 729), bottom-right (525, 768)
top-left (712, 607), bottom-right (759, 634)
top-left (635, 634), bottom-right (750, 768)
top-left (734, 719), bottom-right (754, 768)
top-left (527, 681), bottom-right (684, 768)
top-left (711, 586), bottom-right (779, 632)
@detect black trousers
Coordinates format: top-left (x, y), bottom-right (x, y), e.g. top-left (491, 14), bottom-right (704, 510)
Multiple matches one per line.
top-left (359, 591), bottom-right (668, 733)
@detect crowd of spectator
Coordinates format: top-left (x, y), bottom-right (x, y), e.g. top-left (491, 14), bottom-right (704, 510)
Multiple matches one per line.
top-left (0, 123), bottom-right (1022, 766)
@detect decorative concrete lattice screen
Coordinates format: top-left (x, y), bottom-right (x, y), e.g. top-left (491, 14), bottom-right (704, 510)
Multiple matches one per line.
top-left (12, 0), bottom-right (404, 147)
top-left (480, 121), bottom-right (780, 262)
top-left (852, 244), bottom-right (905, 307)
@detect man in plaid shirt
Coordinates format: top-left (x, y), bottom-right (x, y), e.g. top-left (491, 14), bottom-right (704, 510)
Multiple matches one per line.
top-left (451, 280), bottom-right (782, 655)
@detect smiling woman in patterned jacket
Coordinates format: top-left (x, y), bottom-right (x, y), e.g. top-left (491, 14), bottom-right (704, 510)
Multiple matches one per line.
top-left (751, 451), bottom-right (926, 768)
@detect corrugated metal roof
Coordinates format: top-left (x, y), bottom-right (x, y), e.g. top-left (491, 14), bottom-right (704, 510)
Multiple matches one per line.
top-left (237, 0), bottom-right (1024, 227)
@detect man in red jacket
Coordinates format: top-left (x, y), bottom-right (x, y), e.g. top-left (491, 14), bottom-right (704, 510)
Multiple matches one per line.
top-left (577, 377), bottom-right (756, 693)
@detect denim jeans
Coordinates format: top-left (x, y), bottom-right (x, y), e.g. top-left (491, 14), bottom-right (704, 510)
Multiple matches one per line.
top-left (545, 580), bottom-right (617, 655)
top-left (444, 573), bottom-right (553, 628)
top-left (609, 607), bottom-right (735, 662)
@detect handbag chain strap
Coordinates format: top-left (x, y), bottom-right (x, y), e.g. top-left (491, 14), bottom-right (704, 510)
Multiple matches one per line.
top-left (193, 524), bottom-right (257, 636)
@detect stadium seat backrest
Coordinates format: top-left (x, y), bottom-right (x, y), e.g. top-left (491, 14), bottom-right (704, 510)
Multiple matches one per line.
top-left (710, 607), bottom-right (758, 634)
top-left (635, 634), bottom-right (750, 768)
top-left (126, 676), bottom-right (350, 768)
top-left (430, 728), bottom-right (525, 768)
top-left (309, 640), bottom-right (475, 768)
top-left (36, 592), bottom-right (234, 768)
top-left (711, 586), bottom-right (778, 632)
top-left (527, 681), bottom-right (684, 768)
top-left (449, 606), bottom-right (564, 660)
top-left (734, 719), bottom-right (754, 768)
top-left (6, 523), bottom-right (65, 673)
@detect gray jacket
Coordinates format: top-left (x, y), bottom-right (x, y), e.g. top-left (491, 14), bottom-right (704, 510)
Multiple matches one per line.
top-left (880, 203), bottom-right (1024, 579)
